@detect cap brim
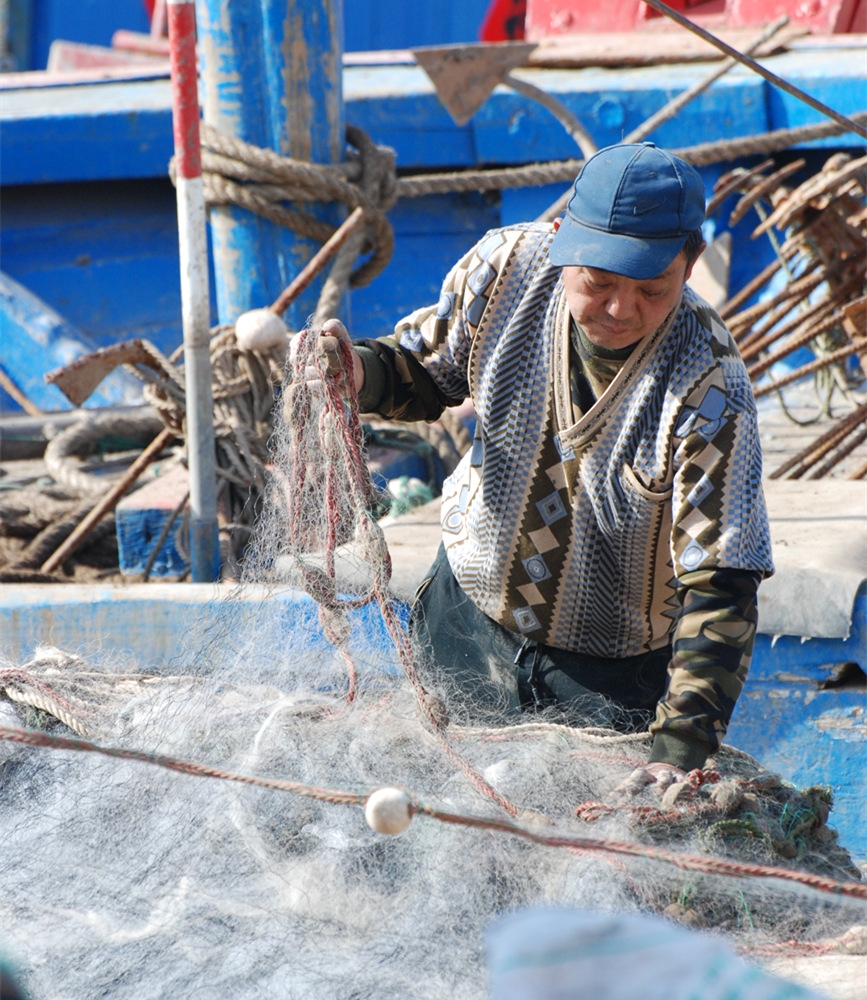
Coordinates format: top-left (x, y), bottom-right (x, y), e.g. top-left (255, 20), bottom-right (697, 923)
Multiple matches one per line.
top-left (549, 217), bottom-right (686, 280)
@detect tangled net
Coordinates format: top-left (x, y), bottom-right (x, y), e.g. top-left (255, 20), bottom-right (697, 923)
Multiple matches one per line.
top-left (1, 324), bottom-right (864, 999)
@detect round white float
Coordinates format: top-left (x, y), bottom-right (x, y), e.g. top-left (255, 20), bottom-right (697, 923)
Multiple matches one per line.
top-left (235, 309), bottom-right (289, 352)
top-left (364, 787), bottom-right (413, 836)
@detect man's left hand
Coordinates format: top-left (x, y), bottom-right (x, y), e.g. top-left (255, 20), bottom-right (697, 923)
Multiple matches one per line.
top-left (615, 762), bottom-right (687, 797)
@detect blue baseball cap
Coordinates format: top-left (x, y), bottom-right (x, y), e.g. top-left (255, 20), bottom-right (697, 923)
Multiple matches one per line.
top-left (549, 142), bottom-right (706, 279)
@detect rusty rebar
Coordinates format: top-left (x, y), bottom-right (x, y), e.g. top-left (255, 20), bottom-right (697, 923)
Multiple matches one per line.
top-left (806, 422), bottom-right (867, 479)
top-left (753, 340), bottom-right (867, 399)
top-left (769, 402), bottom-right (867, 479)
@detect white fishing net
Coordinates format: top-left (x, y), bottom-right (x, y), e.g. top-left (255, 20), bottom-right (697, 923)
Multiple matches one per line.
top-left (1, 327), bottom-right (864, 1000)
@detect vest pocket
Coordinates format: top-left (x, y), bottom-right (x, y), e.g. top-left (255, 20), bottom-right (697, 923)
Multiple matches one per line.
top-left (621, 462), bottom-right (673, 503)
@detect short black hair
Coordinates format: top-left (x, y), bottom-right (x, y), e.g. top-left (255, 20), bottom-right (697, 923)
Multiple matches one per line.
top-left (682, 229), bottom-right (705, 264)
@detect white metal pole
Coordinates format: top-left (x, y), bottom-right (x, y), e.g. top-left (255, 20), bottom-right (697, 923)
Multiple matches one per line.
top-left (167, 0), bottom-right (220, 581)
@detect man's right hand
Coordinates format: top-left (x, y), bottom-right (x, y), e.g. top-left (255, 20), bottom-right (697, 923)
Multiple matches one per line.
top-left (288, 319), bottom-right (364, 397)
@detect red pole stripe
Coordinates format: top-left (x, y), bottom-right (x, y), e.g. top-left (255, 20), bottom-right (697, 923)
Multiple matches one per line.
top-left (167, 0), bottom-right (201, 180)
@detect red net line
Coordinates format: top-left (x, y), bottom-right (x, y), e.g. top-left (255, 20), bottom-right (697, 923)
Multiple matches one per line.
top-left (283, 329), bottom-right (521, 817)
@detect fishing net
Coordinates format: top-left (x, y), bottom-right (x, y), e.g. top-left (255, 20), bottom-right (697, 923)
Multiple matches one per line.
top-left (1, 326), bottom-right (865, 1000)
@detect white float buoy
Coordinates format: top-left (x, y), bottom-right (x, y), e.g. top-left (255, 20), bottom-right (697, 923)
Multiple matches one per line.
top-left (364, 787), bottom-right (413, 835)
top-left (234, 309), bottom-right (290, 353)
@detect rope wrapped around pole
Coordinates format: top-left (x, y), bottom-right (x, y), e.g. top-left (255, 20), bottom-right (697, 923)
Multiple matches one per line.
top-left (187, 123), bottom-right (398, 293)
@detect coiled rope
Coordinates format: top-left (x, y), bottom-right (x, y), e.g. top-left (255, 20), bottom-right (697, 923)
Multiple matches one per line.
top-left (189, 122), bottom-right (398, 315)
top-left (43, 410), bottom-right (166, 496)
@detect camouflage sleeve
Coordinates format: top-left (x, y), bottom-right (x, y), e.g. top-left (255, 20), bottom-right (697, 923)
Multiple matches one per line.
top-left (649, 567), bottom-right (761, 771)
top-left (355, 336), bottom-right (454, 422)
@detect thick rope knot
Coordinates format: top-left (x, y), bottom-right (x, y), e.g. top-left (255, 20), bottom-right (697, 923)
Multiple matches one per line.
top-left (169, 123), bottom-right (397, 302)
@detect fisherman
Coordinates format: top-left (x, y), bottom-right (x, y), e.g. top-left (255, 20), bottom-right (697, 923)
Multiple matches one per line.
top-left (320, 141), bottom-right (774, 792)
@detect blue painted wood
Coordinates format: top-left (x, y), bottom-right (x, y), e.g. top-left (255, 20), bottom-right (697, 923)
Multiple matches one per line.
top-left (0, 178), bottom-right (215, 357)
top-left (761, 50), bottom-right (867, 133)
top-left (115, 463), bottom-right (189, 577)
top-left (343, 0), bottom-right (490, 52)
top-left (0, 581), bottom-right (408, 674)
top-left (3, 49), bottom-right (864, 186)
top-left (474, 67), bottom-right (771, 162)
top-left (196, 0), bottom-right (345, 329)
top-left (0, 184), bottom-right (500, 397)
top-left (728, 586), bottom-right (867, 864)
top-left (116, 505), bottom-right (190, 577)
top-left (28, 0), bottom-right (150, 72)
top-left (21, 0), bottom-right (489, 73)
top-left (349, 190), bottom-right (501, 333)
top-left (0, 269), bottom-right (141, 411)
top-left (0, 81), bottom-right (175, 184)
top-left (342, 83), bottom-right (479, 168)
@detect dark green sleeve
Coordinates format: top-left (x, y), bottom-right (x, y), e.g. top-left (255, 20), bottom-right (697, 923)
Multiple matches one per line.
top-left (649, 567), bottom-right (761, 771)
top-left (354, 337), bottom-right (452, 421)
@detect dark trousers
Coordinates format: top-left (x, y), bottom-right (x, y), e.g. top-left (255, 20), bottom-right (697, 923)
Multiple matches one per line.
top-left (410, 545), bottom-right (671, 731)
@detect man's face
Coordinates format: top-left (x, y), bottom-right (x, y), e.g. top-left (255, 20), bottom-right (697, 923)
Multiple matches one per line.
top-left (561, 250), bottom-right (698, 350)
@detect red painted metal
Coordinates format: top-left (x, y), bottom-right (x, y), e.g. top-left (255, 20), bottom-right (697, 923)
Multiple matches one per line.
top-left (480, 0), bottom-right (528, 40)
top-left (525, 0), bottom-right (866, 34)
top-left (166, 0), bottom-right (201, 180)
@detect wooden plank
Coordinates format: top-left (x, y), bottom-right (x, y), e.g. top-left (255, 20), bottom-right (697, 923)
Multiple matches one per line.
top-left (790, 31), bottom-right (867, 47)
top-left (0, 63), bottom-right (170, 89)
top-left (46, 40), bottom-right (169, 73)
top-left (0, 94), bottom-right (172, 185)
